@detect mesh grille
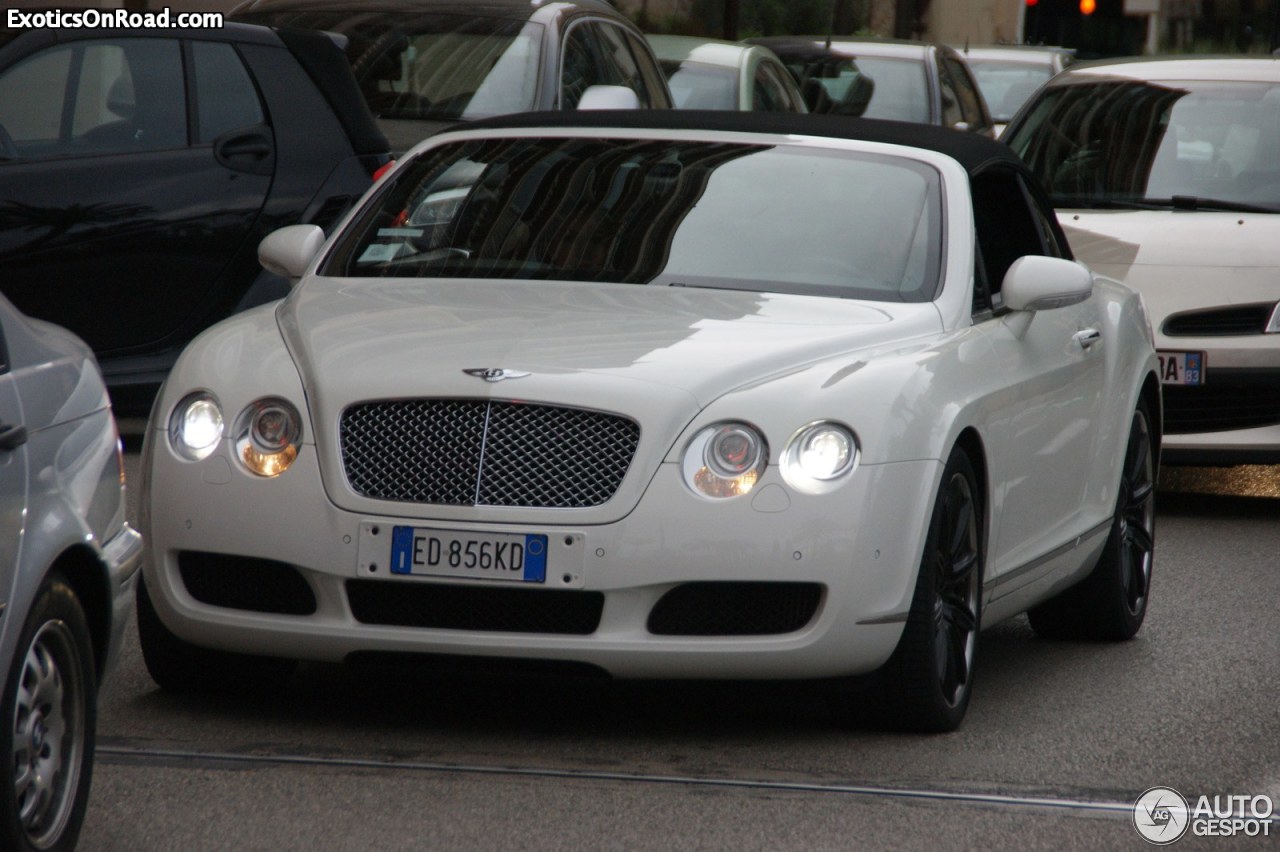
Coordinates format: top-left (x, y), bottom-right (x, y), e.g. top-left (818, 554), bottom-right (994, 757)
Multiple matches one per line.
top-left (341, 399), bottom-right (639, 508)
top-left (647, 582), bottom-right (824, 636)
top-left (1163, 304), bottom-right (1273, 337)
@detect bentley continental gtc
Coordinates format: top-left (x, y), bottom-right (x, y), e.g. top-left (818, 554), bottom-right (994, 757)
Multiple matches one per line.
top-left (137, 112), bottom-right (1161, 732)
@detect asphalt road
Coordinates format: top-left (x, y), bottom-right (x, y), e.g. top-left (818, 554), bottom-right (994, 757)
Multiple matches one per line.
top-left (79, 453), bottom-right (1280, 850)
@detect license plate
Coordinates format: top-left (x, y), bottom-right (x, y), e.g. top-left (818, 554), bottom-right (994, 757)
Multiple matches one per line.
top-left (389, 526), bottom-right (547, 583)
top-left (1158, 351), bottom-right (1205, 386)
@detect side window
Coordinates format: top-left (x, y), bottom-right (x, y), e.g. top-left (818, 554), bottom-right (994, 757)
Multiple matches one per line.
top-left (560, 25), bottom-right (595, 110)
top-left (754, 62), bottom-right (797, 112)
top-left (594, 23), bottom-right (651, 107)
top-left (623, 30), bottom-right (669, 108)
top-left (559, 22), bottom-right (649, 109)
top-left (0, 38), bottom-right (185, 158)
top-left (191, 41), bottom-right (264, 143)
top-left (970, 169), bottom-right (1047, 308)
top-left (943, 57), bottom-right (989, 132)
top-left (1020, 176), bottom-right (1067, 258)
top-left (938, 65), bottom-right (964, 129)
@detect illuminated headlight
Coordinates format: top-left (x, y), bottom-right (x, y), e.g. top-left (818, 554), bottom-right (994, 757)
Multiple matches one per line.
top-left (168, 393), bottom-right (224, 461)
top-left (233, 398), bottom-right (302, 477)
top-left (782, 422), bottom-right (858, 494)
top-left (681, 422), bottom-right (768, 499)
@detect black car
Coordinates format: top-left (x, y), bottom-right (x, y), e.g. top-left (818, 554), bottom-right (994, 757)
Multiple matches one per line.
top-left (232, 0), bottom-right (674, 153)
top-left (0, 23), bottom-right (390, 414)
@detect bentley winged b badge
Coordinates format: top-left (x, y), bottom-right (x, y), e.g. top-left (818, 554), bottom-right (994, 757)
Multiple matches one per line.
top-left (463, 368), bottom-right (532, 383)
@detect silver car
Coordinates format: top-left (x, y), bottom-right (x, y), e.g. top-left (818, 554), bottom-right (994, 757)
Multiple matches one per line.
top-left (0, 293), bottom-right (142, 850)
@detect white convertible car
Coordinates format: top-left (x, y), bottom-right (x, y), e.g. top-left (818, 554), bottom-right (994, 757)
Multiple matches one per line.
top-left (138, 112), bottom-right (1161, 731)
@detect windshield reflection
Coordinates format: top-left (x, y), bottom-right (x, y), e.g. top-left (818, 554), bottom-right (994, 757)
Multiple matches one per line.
top-left (1009, 79), bottom-right (1280, 210)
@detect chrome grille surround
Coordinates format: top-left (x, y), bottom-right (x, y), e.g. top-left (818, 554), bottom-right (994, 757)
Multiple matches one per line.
top-left (340, 399), bottom-right (640, 508)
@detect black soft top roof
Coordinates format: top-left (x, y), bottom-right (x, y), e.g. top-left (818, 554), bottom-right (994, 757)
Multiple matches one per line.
top-left (461, 110), bottom-right (1026, 179)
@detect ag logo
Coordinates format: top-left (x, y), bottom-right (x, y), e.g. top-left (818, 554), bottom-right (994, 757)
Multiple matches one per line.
top-left (1134, 786), bottom-right (1190, 845)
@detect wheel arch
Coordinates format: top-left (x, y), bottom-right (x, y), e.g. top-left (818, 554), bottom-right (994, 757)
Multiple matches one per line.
top-left (951, 426), bottom-right (990, 563)
top-left (1139, 369), bottom-right (1163, 465)
top-left (45, 545), bottom-right (112, 681)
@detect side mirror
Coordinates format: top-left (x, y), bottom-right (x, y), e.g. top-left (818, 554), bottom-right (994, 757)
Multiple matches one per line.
top-left (1001, 255), bottom-right (1093, 312)
top-left (577, 85), bottom-right (641, 111)
top-left (258, 224), bottom-right (325, 282)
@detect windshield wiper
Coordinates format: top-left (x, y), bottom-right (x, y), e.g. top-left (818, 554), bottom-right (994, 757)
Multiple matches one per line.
top-left (1164, 196), bottom-right (1279, 214)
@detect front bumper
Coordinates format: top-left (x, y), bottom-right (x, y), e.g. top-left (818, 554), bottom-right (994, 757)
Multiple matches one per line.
top-left (142, 440), bottom-right (940, 680)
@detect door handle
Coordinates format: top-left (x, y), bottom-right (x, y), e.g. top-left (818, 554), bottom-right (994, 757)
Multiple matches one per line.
top-left (0, 421), bottom-right (27, 451)
top-left (1072, 328), bottom-right (1102, 350)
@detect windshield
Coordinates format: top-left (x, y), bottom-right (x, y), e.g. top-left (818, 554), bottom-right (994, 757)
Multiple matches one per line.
top-left (235, 11), bottom-right (543, 121)
top-left (967, 59), bottom-right (1054, 122)
top-left (661, 60), bottom-right (737, 110)
top-left (325, 137), bottom-right (943, 303)
top-left (1007, 79), bottom-right (1280, 211)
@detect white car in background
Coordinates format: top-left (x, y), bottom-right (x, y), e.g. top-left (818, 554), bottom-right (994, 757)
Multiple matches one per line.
top-left (647, 35), bottom-right (806, 112)
top-left (137, 111), bottom-right (1159, 733)
top-left (958, 44), bottom-right (1073, 135)
top-left (1005, 56), bottom-right (1280, 465)
top-left (0, 294), bottom-right (141, 850)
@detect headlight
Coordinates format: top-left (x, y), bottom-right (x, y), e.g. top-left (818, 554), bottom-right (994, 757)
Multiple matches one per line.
top-left (782, 422), bottom-right (858, 494)
top-left (169, 393), bottom-right (224, 460)
top-left (233, 398), bottom-right (302, 477)
top-left (681, 422), bottom-right (768, 499)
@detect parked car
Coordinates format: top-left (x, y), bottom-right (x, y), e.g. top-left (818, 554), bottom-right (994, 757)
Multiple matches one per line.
top-left (647, 35), bottom-right (805, 112)
top-left (137, 111), bottom-right (1159, 732)
top-left (1004, 56), bottom-right (1280, 464)
top-left (0, 293), bottom-right (142, 850)
top-left (232, 0), bottom-right (674, 153)
top-left (751, 36), bottom-right (994, 135)
top-left (958, 44), bottom-right (1074, 135)
top-left (0, 23), bottom-right (390, 416)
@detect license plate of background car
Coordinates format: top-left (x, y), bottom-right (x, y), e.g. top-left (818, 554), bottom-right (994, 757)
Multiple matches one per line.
top-left (1158, 351), bottom-right (1205, 386)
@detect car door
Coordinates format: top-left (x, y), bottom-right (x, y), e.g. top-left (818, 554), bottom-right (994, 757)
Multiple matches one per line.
top-left (0, 33), bottom-right (272, 357)
top-left (968, 167), bottom-right (1107, 594)
top-left (0, 306), bottom-right (28, 618)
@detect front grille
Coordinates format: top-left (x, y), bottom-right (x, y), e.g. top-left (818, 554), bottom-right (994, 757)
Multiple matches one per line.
top-left (1164, 379), bottom-right (1280, 433)
top-left (647, 582), bottom-right (823, 636)
top-left (346, 579), bottom-right (604, 635)
top-left (341, 399), bottom-right (640, 508)
top-left (1163, 304), bottom-right (1274, 337)
top-left (178, 551), bottom-right (317, 615)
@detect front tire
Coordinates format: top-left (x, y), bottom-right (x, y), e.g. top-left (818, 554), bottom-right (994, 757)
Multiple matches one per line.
top-left (1028, 401), bottom-right (1156, 641)
top-left (878, 447), bottom-right (983, 733)
top-left (137, 575), bottom-right (296, 694)
top-left (0, 572), bottom-right (96, 852)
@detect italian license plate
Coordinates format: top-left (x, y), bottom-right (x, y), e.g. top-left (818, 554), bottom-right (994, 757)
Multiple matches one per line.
top-left (389, 526), bottom-right (547, 583)
top-left (1158, 351), bottom-right (1205, 386)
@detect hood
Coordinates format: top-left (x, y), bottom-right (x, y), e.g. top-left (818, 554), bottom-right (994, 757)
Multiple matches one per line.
top-left (1062, 210), bottom-right (1280, 340)
top-left (280, 277), bottom-right (941, 523)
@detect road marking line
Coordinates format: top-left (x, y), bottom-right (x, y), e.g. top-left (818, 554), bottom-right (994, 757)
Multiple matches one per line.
top-left (98, 744), bottom-right (1137, 817)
